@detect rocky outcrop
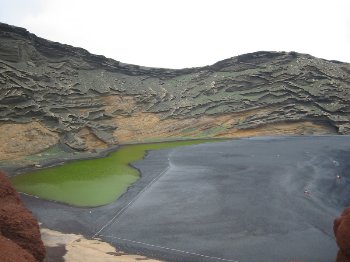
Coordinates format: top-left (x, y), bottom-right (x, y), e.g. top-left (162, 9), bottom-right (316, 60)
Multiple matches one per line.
top-left (0, 171), bottom-right (46, 261)
top-left (334, 207), bottom-right (350, 262)
top-left (0, 22), bottom-right (349, 159)
top-left (0, 236), bottom-right (36, 262)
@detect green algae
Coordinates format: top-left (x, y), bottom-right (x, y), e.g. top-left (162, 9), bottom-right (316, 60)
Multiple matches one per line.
top-left (11, 139), bottom-right (220, 207)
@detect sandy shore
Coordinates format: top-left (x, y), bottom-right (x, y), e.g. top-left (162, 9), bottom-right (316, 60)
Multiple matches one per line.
top-left (42, 227), bottom-right (161, 262)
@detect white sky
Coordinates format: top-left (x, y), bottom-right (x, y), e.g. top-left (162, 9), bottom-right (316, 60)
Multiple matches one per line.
top-left (0, 0), bottom-right (349, 68)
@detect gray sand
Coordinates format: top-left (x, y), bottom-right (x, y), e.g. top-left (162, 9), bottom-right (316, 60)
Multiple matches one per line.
top-left (21, 136), bottom-right (350, 261)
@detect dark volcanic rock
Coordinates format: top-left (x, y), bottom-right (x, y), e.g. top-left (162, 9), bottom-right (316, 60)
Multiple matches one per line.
top-left (0, 171), bottom-right (46, 261)
top-left (0, 22), bottom-right (350, 158)
top-left (334, 207), bottom-right (350, 262)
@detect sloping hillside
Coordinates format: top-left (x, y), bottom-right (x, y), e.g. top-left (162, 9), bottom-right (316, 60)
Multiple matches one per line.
top-left (1, 22), bottom-right (349, 160)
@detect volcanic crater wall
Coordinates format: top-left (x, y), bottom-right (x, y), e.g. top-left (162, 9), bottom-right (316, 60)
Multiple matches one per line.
top-left (0, 22), bottom-right (350, 159)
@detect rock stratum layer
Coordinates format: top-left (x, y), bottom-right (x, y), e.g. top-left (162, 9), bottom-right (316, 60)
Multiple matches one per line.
top-left (0, 171), bottom-right (45, 261)
top-left (1, 22), bottom-right (350, 159)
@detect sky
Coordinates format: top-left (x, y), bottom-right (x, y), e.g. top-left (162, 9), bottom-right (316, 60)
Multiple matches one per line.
top-left (0, 0), bottom-right (349, 69)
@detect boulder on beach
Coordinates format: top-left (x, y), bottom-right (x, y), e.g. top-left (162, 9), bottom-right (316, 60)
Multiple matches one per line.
top-left (334, 207), bottom-right (350, 262)
top-left (0, 171), bottom-right (46, 261)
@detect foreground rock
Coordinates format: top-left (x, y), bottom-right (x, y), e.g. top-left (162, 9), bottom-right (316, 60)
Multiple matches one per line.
top-left (0, 236), bottom-right (36, 262)
top-left (334, 207), bottom-right (350, 262)
top-left (0, 171), bottom-right (45, 261)
top-left (0, 22), bottom-right (349, 160)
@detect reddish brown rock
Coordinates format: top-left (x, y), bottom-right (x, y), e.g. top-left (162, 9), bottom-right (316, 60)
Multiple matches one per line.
top-left (334, 207), bottom-right (350, 262)
top-left (0, 235), bottom-right (36, 262)
top-left (0, 171), bottom-right (46, 261)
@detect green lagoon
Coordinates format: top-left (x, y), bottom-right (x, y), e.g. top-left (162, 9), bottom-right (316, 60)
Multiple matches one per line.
top-left (12, 139), bottom-right (219, 207)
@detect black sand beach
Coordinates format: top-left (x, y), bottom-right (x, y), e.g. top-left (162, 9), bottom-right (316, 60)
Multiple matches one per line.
top-left (21, 136), bottom-right (350, 261)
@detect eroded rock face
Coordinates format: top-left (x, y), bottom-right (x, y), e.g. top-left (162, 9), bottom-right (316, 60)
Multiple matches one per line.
top-left (0, 121), bottom-right (59, 160)
top-left (0, 22), bottom-right (350, 159)
top-left (334, 207), bottom-right (350, 262)
top-left (0, 171), bottom-right (46, 261)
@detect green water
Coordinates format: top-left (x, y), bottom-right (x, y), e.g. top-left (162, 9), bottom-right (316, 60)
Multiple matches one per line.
top-left (11, 139), bottom-right (220, 207)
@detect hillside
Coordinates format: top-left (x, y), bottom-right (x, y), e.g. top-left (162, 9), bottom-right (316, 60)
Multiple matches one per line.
top-left (1, 22), bottom-right (350, 160)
